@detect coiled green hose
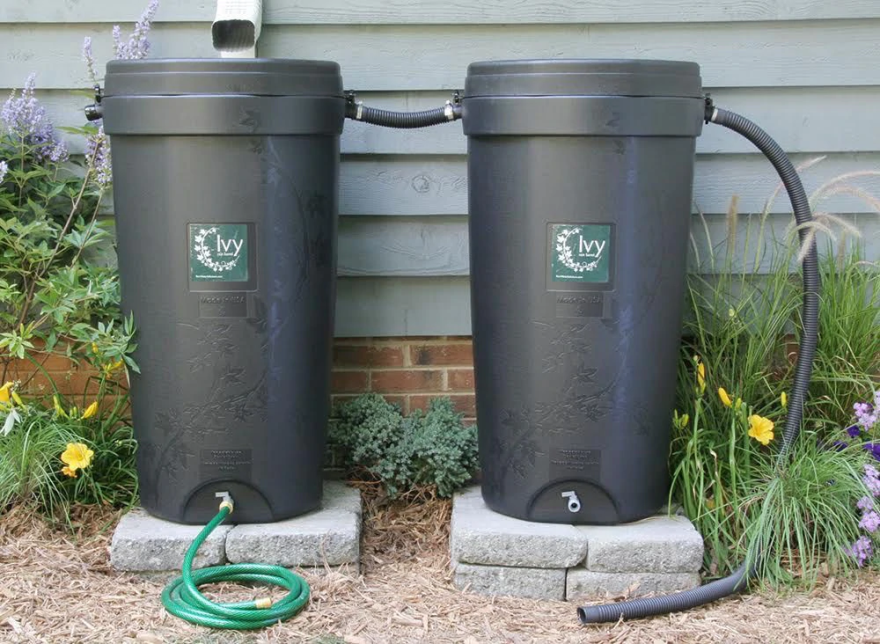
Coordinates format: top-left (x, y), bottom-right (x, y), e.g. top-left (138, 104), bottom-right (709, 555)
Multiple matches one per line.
top-left (161, 500), bottom-right (310, 630)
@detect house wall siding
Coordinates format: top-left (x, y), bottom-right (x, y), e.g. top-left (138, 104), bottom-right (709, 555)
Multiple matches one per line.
top-left (3, 1), bottom-right (878, 336)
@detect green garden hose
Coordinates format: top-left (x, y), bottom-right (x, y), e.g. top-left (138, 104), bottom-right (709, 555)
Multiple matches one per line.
top-left (161, 497), bottom-right (310, 630)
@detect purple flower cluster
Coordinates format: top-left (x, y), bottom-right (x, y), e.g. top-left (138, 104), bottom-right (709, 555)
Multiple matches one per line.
top-left (866, 464), bottom-right (880, 497)
top-left (836, 390), bottom-right (880, 462)
top-left (848, 465), bottom-right (880, 567)
top-left (848, 536), bottom-right (873, 568)
top-left (112, 0), bottom-right (159, 61)
top-left (1, 74), bottom-right (68, 164)
top-left (85, 125), bottom-right (111, 189)
top-left (854, 393), bottom-right (879, 430)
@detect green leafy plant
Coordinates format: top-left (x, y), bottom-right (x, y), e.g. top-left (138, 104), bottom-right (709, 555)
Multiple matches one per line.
top-left (330, 394), bottom-right (478, 498)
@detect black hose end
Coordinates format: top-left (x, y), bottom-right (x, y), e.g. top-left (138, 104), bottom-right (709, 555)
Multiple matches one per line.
top-left (84, 104), bottom-right (103, 121)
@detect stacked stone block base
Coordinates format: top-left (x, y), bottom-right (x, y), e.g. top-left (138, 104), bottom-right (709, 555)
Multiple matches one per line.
top-left (110, 481), bottom-right (361, 573)
top-left (450, 487), bottom-right (703, 601)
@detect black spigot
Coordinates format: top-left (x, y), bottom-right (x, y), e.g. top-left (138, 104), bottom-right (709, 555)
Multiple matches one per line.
top-left (84, 84), bottom-right (104, 121)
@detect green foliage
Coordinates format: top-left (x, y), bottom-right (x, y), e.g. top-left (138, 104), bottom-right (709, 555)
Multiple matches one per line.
top-left (330, 394), bottom-right (478, 498)
top-left (0, 114), bottom-right (135, 370)
top-left (0, 77), bottom-right (139, 521)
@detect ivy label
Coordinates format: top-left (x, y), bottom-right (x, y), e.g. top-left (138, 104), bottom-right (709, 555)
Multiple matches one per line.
top-left (189, 224), bottom-right (249, 282)
top-left (550, 224), bottom-right (611, 283)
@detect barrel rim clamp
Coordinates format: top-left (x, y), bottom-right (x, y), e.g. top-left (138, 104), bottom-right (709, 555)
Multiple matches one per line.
top-left (445, 90), bottom-right (463, 121)
top-left (704, 94), bottom-right (717, 124)
top-left (344, 90), bottom-right (365, 120)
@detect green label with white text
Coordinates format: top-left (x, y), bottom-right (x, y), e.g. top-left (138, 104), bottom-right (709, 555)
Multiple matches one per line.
top-left (189, 224), bottom-right (248, 282)
top-left (550, 224), bottom-right (611, 283)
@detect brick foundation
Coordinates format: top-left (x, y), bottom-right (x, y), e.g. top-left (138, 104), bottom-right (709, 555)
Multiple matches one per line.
top-left (3, 336), bottom-right (477, 421)
top-left (332, 336), bottom-right (475, 421)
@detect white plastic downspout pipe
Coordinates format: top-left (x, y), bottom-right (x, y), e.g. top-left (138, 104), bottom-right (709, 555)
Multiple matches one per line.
top-left (213, 0), bottom-right (262, 58)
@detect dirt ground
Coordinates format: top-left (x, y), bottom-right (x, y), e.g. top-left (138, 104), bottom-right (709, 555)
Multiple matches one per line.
top-left (2, 489), bottom-right (880, 644)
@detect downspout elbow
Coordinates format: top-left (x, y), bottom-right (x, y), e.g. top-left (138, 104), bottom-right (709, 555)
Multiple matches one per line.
top-left (213, 0), bottom-right (263, 58)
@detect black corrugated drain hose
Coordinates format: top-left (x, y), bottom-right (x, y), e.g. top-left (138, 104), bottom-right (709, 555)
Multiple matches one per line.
top-left (578, 101), bottom-right (821, 624)
top-left (344, 92), bottom-right (462, 128)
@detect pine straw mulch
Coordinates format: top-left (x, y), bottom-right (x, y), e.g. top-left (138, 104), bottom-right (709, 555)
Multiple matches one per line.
top-left (2, 485), bottom-right (880, 644)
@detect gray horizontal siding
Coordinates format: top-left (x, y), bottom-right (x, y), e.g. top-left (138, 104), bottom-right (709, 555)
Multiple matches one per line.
top-left (4, 7), bottom-right (880, 336)
top-left (4, 0), bottom-right (877, 24)
top-left (4, 21), bottom-right (880, 90)
top-left (336, 277), bottom-right (470, 336)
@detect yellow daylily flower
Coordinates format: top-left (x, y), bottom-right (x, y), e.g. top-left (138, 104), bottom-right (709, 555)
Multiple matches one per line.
top-left (53, 395), bottom-right (68, 418)
top-left (0, 382), bottom-right (11, 406)
top-left (718, 387), bottom-right (733, 408)
top-left (11, 390), bottom-right (23, 406)
top-left (748, 415), bottom-right (775, 446)
top-left (780, 392), bottom-right (788, 408)
top-left (696, 361), bottom-right (706, 393)
top-left (81, 401), bottom-right (99, 420)
top-left (61, 442), bottom-right (94, 472)
top-left (61, 465), bottom-right (77, 478)
top-left (103, 359), bottom-right (124, 376)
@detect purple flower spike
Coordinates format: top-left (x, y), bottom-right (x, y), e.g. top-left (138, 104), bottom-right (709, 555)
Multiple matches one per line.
top-left (1, 74), bottom-right (67, 163)
top-left (858, 496), bottom-right (874, 512)
top-left (113, 0), bottom-right (159, 61)
top-left (83, 37), bottom-right (99, 84)
top-left (85, 124), bottom-right (112, 188)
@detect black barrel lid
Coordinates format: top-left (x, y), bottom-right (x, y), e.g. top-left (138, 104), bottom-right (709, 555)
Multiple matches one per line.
top-left (465, 59), bottom-right (702, 99)
top-left (104, 58), bottom-right (343, 97)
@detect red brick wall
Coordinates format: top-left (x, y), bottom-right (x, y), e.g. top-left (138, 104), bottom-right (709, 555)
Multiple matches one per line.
top-left (332, 336), bottom-right (476, 421)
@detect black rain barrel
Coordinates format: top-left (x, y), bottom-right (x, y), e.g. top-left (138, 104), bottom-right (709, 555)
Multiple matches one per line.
top-left (102, 59), bottom-right (344, 524)
top-left (463, 59), bottom-right (704, 524)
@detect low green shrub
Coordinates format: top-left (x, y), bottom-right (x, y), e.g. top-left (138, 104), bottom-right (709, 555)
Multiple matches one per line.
top-left (330, 394), bottom-right (478, 498)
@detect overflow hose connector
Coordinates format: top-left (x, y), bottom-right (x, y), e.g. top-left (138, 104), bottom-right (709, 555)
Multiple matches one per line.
top-left (578, 98), bottom-right (821, 624)
top-left (344, 90), bottom-right (462, 128)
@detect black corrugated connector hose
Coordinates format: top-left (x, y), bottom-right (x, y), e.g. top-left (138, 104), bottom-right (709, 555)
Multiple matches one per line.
top-left (578, 98), bottom-right (821, 624)
top-left (344, 91), bottom-right (462, 128)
